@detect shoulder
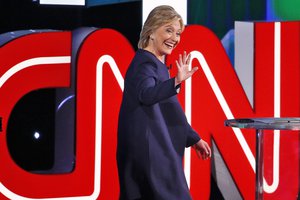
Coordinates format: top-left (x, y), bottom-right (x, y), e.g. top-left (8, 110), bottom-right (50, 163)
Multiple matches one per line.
top-left (131, 49), bottom-right (159, 71)
top-left (135, 49), bottom-right (157, 64)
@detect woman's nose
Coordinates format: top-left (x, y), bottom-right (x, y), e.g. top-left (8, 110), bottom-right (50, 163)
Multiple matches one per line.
top-left (171, 33), bottom-right (179, 41)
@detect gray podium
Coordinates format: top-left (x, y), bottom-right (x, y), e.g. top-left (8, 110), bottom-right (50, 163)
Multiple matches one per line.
top-left (225, 117), bottom-right (300, 200)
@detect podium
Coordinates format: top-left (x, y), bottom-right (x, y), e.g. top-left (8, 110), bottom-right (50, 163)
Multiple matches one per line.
top-left (224, 117), bottom-right (300, 200)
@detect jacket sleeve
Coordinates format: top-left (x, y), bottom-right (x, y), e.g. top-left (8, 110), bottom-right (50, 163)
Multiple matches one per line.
top-left (185, 126), bottom-right (201, 147)
top-left (135, 62), bottom-right (178, 106)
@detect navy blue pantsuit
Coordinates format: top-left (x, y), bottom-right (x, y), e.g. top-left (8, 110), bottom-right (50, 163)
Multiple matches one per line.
top-left (117, 49), bottom-right (200, 200)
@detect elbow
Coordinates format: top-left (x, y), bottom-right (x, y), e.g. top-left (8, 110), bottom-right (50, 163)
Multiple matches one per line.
top-left (138, 89), bottom-right (157, 106)
top-left (138, 94), bottom-right (156, 106)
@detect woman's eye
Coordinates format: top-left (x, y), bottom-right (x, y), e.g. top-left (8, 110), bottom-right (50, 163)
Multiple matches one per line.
top-left (176, 32), bottom-right (181, 37)
top-left (166, 29), bottom-right (173, 33)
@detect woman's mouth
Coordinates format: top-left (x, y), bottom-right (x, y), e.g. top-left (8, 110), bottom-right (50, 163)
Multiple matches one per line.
top-left (164, 42), bottom-right (176, 49)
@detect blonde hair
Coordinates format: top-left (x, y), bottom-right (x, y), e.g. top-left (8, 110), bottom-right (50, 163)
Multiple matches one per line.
top-left (138, 5), bottom-right (184, 49)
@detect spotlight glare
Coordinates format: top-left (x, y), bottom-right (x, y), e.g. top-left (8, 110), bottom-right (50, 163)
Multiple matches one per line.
top-left (34, 132), bottom-right (40, 140)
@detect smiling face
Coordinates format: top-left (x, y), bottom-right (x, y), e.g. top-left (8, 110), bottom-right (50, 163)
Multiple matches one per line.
top-left (145, 19), bottom-right (182, 61)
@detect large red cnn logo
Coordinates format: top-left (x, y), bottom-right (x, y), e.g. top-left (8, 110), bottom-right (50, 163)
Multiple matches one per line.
top-left (167, 23), bottom-right (299, 199)
top-left (0, 22), bottom-right (299, 200)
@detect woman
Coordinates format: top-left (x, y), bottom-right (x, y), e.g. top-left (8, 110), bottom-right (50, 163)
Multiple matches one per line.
top-left (117, 5), bottom-right (211, 200)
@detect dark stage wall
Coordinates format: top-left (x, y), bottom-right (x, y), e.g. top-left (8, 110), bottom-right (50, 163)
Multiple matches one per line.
top-left (0, 0), bottom-right (142, 48)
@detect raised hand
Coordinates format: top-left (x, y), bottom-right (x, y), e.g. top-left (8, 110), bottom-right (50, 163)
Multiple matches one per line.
top-left (175, 51), bottom-right (198, 86)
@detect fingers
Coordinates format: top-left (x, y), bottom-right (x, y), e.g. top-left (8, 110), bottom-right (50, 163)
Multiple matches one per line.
top-left (196, 149), bottom-right (209, 160)
top-left (203, 151), bottom-right (210, 160)
top-left (201, 149), bottom-right (210, 160)
top-left (179, 53), bottom-right (183, 66)
top-left (177, 51), bottom-right (191, 67)
top-left (183, 51), bottom-right (191, 63)
top-left (179, 51), bottom-right (185, 66)
top-left (186, 52), bottom-right (191, 65)
top-left (182, 51), bottom-right (187, 65)
top-left (203, 142), bottom-right (212, 159)
top-left (206, 143), bottom-right (212, 157)
top-left (175, 60), bottom-right (180, 69)
top-left (195, 148), bottom-right (202, 159)
top-left (193, 140), bottom-right (211, 160)
top-left (190, 66), bottom-right (198, 74)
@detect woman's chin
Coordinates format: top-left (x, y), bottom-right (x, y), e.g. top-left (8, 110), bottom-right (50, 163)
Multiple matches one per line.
top-left (164, 49), bottom-right (173, 55)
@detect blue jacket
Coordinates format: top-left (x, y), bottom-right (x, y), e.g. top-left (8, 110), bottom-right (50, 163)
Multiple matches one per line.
top-left (117, 49), bottom-right (200, 200)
